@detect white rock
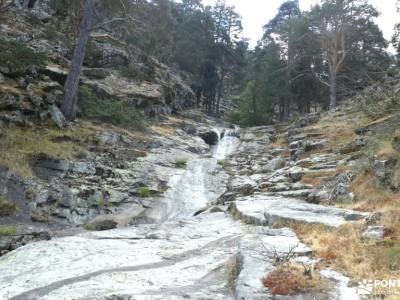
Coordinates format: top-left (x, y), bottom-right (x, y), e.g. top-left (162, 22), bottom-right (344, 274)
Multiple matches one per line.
top-left (0, 213), bottom-right (243, 300)
top-left (362, 226), bottom-right (384, 240)
top-left (321, 269), bottom-right (360, 300)
top-left (235, 227), bottom-right (311, 300)
top-left (230, 195), bottom-right (369, 227)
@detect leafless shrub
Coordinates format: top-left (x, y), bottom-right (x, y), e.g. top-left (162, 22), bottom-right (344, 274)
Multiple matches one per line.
top-left (262, 243), bottom-right (299, 265)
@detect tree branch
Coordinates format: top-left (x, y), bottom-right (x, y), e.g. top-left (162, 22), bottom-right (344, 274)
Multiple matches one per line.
top-left (90, 32), bottom-right (127, 47)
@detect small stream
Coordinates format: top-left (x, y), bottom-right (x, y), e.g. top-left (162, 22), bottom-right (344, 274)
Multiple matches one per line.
top-left (165, 127), bottom-right (240, 219)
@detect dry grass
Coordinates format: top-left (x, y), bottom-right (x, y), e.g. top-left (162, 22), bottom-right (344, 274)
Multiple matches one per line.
top-left (308, 111), bottom-right (370, 152)
top-left (301, 171), bottom-right (337, 187)
top-left (301, 177), bottom-right (323, 188)
top-left (293, 223), bottom-right (400, 282)
top-left (150, 125), bottom-right (175, 137)
top-left (376, 141), bottom-right (398, 159)
top-left (79, 120), bottom-right (149, 142)
top-left (0, 126), bottom-right (82, 177)
top-left (349, 170), bottom-right (386, 209)
top-left (262, 262), bottom-right (328, 295)
top-left (365, 132), bottom-right (400, 161)
top-left (295, 165), bottom-right (400, 284)
top-left (363, 115), bottom-right (396, 129)
top-left (276, 107), bottom-right (400, 291)
top-left (269, 133), bottom-right (287, 149)
top-left (0, 119), bottom-right (152, 178)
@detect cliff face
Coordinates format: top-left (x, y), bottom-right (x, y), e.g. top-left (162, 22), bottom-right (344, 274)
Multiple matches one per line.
top-left (0, 0), bottom-right (195, 128)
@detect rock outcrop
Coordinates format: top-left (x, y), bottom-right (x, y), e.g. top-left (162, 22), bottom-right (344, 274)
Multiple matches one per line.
top-left (0, 111), bottom-right (372, 299)
top-left (0, 2), bottom-right (196, 130)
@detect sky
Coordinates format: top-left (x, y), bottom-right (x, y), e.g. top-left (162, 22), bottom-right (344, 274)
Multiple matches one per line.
top-left (203, 0), bottom-right (399, 49)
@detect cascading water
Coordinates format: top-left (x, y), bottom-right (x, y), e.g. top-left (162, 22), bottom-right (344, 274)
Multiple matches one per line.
top-left (165, 126), bottom-right (240, 219)
top-left (213, 126), bottom-right (240, 160)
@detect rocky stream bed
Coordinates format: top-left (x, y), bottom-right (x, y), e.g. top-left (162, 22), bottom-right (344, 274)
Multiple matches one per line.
top-left (0, 116), bottom-right (369, 300)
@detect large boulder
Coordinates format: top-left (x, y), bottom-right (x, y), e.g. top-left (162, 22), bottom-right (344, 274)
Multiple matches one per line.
top-left (15, 0), bottom-right (53, 21)
top-left (327, 171), bottom-right (356, 203)
top-left (297, 112), bottom-right (320, 127)
top-left (288, 166), bottom-right (308, 182)
top-left (49, 104), bottom-right (66, 128)
top-left (229, 175), bottom-right (257, 195)
top-left (229, 195), bottom-right (369, 227)
top-left (26, 84), bottom-right (43, 107)
top-left (0, 94), bottom-right (20, 110)
top-left (264, 157), bottom-right (286, 172)
top-left (362, 226), bottom-right (384, 240)
top-left (0, 225), bottom-right (51, 256)
top-left (198, 130), bottom-right (219, 146)
top-left (339, 137), bottom-right (367, 154)
top-left (372, 157), bottom-right (398, 189)
top-left (84, 219), bottom-right (118, 231)
top-left (0, 110), bottom-right (25, 126)
top-left (32, 154), bottom-right (70, 179)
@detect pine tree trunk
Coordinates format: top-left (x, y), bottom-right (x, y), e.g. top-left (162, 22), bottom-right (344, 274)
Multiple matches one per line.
top-left (252, 97), bottom-right (257, 125)
top-left (279, 97), bottom-right (290, 121)
top-left (329, 70), bottom-right (337, 110)
top-left (215, 76), bottom-right (224, 116)
top-left (61, 0), bottom-right (95, 120)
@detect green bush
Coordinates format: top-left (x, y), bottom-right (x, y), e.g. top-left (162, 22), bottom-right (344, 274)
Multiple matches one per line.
top-left (138, 187), bottom-right (151, 198)
top-left (228, 111), bottom-right (243, 125)
top-left (174, 159), bottom-right (187, 168)
top-left (386, 246), bottom-right (400, 269)
top-left (83, 223), bottom-right (95, 231)
top-left (0, 198), bottom-right (17, 216)
top-left (217, 160), bottom-right (226, 167)
top-left (0, 225), bottom-right (17, 236)
top-left (79, 86), bottom-right (145, 128)
top-left (0, 38), bottom-right (46, 74)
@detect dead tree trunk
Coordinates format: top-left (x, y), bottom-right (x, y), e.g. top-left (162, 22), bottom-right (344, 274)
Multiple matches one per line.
top-left (326, 28), bottom-right (346, 111)
top-left (61, 0), bottom-right (95, 120)
top-left (215, 75), bottom-right (224, 116)
top-left (329, 68), bottom-right (337, 109)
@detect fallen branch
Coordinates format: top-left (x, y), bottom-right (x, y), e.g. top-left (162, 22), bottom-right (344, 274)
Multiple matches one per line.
top-left (90, 32), bottom-right (127, 47)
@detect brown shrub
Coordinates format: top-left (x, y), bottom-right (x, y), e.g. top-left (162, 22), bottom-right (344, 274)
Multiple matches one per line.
top-left (263, 270), bottom-right (300, 295)
top-left (320, 249), bottom-right (337, 261)
top-left (262, 263), bottom-right (327, 295)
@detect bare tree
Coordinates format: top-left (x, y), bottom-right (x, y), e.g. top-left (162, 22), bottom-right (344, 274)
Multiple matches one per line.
top-left (312, 0), bottom-right (348, 110)
top-left (61, 0), bottom-right (95, 120)
top-left (324, 27), bottom-right (346, 110)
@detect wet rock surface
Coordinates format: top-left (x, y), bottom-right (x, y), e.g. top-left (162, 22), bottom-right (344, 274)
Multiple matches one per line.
top-left (0, 116), bottom-right (365, 299)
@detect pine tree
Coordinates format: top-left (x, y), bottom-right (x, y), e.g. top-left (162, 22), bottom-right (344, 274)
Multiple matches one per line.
top-left (61, 0), bottom-right (95, 120)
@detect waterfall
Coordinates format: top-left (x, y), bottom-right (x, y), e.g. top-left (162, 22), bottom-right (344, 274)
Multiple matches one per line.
top-left (213, 126), bottom-right (240, 160)
top-left (164, 127), bottom-right (240, 220)
top-left (165, 159), bottom-right (214, 219)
